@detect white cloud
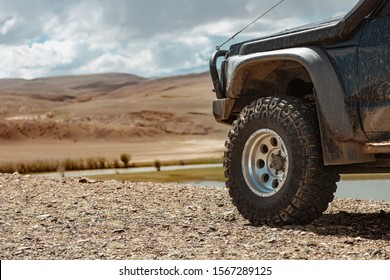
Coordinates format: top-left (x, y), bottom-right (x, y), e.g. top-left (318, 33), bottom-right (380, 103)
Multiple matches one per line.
top-left (1, 16), bottom-right (16, 35)
top-left (0, 0), bottom-right (360, 79)
top-left (77, 50), bottom-right (154, 75)
top-left (192, 20), bottom-right (244, 37)
top-left (0, 40), bottom-right (77, 79)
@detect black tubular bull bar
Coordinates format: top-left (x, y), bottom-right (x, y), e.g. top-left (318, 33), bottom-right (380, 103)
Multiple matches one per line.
top-left (209, 50), bottom-right (229, 99)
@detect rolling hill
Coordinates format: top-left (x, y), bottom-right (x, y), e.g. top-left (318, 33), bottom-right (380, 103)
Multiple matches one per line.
top-left (0, 72), bottom-right (229, 164)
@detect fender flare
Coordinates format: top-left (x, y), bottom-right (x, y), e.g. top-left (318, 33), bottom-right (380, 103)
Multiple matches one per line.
top-left (225, 47), bottom-right (354, 141)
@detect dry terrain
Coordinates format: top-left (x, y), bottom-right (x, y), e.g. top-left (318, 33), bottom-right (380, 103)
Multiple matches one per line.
top-left (0, 173), bottom-right (389, 260)
top-left (1, 73), bottom-right (389, 261)
top-left (0, 72), bottom-right (228, 164)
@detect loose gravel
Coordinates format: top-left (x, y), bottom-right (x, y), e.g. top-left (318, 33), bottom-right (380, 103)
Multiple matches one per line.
top-left (0, 173), bottom-right (389, 260)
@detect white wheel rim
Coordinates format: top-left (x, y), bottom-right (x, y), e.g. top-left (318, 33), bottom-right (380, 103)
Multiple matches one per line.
top-left (242, 128), bottom-right (289, 197)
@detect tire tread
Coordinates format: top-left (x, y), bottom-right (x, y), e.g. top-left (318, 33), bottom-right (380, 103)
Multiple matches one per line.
top-left (224, 96), bottom-right (339, 226)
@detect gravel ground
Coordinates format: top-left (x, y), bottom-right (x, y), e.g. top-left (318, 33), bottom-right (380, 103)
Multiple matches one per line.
top-left (0, 173), bottom-right (389, 260)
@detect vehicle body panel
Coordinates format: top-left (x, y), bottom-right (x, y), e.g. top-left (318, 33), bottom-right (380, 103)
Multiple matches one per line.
top-left (209, 0), bottom-right (390, 169)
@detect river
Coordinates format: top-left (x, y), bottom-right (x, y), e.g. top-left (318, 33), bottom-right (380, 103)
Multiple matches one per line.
top-left (34, 164), bottom-right (390, 201)
top-left (187, 179), bottom-right (390, 201)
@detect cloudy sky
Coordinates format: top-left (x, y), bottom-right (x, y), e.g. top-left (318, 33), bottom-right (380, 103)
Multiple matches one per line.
top-left (0, 0), bottom-right (359, 79)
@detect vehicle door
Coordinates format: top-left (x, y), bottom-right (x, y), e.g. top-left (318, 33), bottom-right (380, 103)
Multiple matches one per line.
top-left (358, 2), bottom-right (390, 141)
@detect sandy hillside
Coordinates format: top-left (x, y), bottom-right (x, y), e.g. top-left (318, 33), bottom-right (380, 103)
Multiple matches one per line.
top-left (0, 72), bottom-right (229, 164)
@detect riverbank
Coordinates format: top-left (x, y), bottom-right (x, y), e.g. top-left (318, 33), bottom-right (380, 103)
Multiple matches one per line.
top-left (32, 164), bottom-right (390, 201)
top-left (0, 173), bottom-right (389, 260)
top-left (88, 166), bottom-right (390, 182)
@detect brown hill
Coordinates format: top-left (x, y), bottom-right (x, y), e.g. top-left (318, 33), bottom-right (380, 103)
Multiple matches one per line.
top-left (0, 72), bottom-right (228, 163)
top-left (0, 73), bottom-right (146, 107)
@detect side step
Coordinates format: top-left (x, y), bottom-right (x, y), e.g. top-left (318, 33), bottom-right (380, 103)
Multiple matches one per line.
top-left (364, 142), bottom-right (390, 154)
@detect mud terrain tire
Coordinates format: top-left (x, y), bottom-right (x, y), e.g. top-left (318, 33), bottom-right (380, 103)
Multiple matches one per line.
top-left (224, 96), bottom-right (339, 226)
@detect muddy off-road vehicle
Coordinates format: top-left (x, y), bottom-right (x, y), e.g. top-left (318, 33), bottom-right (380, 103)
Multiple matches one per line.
top-left (209, 0), bottom-right (390, 225)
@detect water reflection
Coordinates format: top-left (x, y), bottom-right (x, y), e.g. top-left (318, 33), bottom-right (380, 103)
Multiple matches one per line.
top-left (186, 180), bottom-right (390, 202)
top-left (336, 179), bottom-right (390, 201)
top-left (34, 163), bottom-right (390, 202)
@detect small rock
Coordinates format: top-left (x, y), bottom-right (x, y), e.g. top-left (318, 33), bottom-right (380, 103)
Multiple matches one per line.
top-left (37, 214), bottom-right (52, 220)
top-left (17, 246), bottom-right (31, 251)
top-left (267, 238), bottom-right (277, 244)
top-left (343, 239), bottom-right (355, 245)
top-left (372, 250), bottom-right (383, 257)
top-left (79, 177), bottom-right (97, 183)
top-left (222, 231), bottom-right (231, 237)
top-left (112, 229), bottom-right (126, 234)
top-left (306, 241), bottom-right (319, 247)
top-left (208, 226), bottom-right (217, 232)
top-left (79, 177), bottom-right (89, 183)
top-left (223, 211), bottom-right (236, 222)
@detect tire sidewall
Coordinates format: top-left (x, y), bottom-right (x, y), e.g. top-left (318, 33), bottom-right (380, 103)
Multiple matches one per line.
top-left (229, 108), bottom-right (302, 213)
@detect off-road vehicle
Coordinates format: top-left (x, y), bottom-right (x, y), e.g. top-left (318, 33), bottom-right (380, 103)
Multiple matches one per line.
top-left (210, 0), bottom-right (390, 225)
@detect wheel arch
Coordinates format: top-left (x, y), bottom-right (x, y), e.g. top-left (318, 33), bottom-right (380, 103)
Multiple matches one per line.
top-left (225, 47), bottom-right (354, 141)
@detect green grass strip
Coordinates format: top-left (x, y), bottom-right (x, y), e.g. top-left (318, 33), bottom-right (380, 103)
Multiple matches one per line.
top-left (89, 167), bottom-right (226, 183)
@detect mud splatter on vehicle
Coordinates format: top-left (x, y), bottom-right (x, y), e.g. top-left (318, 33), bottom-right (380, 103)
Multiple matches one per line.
top-left (210, 0), bottom-right (390, 225)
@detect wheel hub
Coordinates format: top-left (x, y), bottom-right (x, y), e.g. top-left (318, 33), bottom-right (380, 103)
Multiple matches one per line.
top-left (242, 129), bottom-right (289, 197)
top-left (270, 154), bottom-right (285, 173)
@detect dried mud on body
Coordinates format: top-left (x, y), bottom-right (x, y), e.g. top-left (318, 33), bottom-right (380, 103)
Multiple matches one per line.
top-left (0, 173), bottom-right (389, 260)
